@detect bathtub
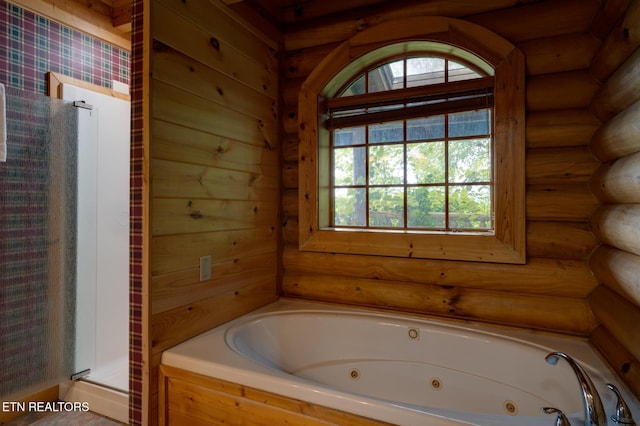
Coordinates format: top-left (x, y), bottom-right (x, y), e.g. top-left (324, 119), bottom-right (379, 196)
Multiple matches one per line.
top-left (161, 299), bottom-right (639, 425)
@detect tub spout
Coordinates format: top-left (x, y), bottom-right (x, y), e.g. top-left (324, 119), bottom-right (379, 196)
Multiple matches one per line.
top-left (545, 351), bottom-right (607, 426)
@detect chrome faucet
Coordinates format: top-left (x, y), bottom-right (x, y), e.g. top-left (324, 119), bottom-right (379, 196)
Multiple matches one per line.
top-left (545, 351), bottom-right (608, 426)
top-left (607, 383), bottom-right (636, 425)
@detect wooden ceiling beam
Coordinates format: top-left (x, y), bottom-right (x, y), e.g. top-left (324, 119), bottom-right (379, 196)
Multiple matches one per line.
top-left (111, 0), bottom-right (132, 32)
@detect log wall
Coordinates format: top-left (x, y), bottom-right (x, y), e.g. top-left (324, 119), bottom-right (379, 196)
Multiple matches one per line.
top-left (281, 0), bottom-right (602, 336)
top-left (588, 0), bottom-right (640, 400)
top-left (148, 0), bottom-right (280, 422)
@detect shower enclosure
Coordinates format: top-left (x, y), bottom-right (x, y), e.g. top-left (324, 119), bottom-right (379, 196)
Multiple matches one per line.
top-left (59, 83), bottom-right (130, 423)
top-left (0, 84), bottom-right (130, 423)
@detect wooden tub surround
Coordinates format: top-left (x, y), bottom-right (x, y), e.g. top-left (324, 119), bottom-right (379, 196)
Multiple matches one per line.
top-left (159, 366), bottom-right (392, 426)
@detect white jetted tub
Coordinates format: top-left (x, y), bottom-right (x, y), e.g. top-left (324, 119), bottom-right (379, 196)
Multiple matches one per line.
top-left (161, 299), bottom-right (639, 425)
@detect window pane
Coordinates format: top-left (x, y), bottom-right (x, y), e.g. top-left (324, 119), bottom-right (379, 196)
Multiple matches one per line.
top-left (407, 142), bottom-right (445, 184)
top-left (407, 186), bottom-right (445, 228)
top-left (449, 139), bottom-right (491, 183)
top-left (334, 126), bottom-right (365, 147)
top-left (334, 147), bottom-right (366, 186)
top-left (407, 57), bottom-right (445, 87)
top-left (369, 121), bottom-right (404, 143)
top-left (334, 188), bottom-right (366, 226)
top-left (449, 109), bottom-right (491, 138)
top-left (369, 144), bottom-right (404, 185)
top-left (369, 60), bottom-right (403, 92)
top-left (369, 187), bottom-right (404, 228)
top-left (449, 185), bottom-right (491, 229)
top-left (448, 60), bottom-right (482, 82)
top-left (341, 75), bottom-right (366, 96)
top-left (407, 116), bottom-right (445, 141)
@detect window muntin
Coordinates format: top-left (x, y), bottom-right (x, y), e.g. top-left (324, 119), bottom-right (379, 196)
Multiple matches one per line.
top-left (329, 55), bottom-right (493, 232)
top-left (298, 25), bottom-right (526, 264)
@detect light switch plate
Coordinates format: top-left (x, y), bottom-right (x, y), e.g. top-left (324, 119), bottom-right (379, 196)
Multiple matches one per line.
top-left (199, 255), bottom-right (212, 281)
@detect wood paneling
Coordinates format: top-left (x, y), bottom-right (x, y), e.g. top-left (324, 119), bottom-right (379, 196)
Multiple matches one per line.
top-left (149, 0), bottom-right (280, 422)
top-left (160, 365), bottom-right (393, 425)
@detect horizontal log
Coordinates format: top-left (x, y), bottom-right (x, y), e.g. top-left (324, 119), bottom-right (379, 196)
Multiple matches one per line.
top-left (526, 184), bottom-right (598, 222)
top-left (526, 222), bottom-right (597, 260)
top-left (526, 109), bottom-right (600, 149)
top-left (526, 147), bottom-right (598, 185)
top-left (519, 32), bottom-right (600, 76)
top-left (285, 43), bottom-right (341, 80)
top-left (526, 71), bottom-right (599, 111)
top-left (282, 188), bottom-right (298, 218)
top-left (591, 47), bottom-right (640, 121)
top-left (278, 0), bottom-right (439, 24)
top-left (283, 0), bottom-right (523, 51)
top-left (589, 151), bottom-right (640, 203)
top-left (282, 247), bottom-right (597, 298)
top-left (589, 99), bottom-right (640, 162)
top-left (282, 161), bottom-right (298, 189)
top-left (283, 106), bottom-right (299, 134)
top-left (283, 218), bottom-right (596, 260)
top-left (283, 272), bottom-right (597, 335)
top-left (589, 325), bottom-right (640, 401)
top-left (590, 0), bottom-right (640, 82)
top-left (467, 0), bottom-right (599, 44)
top-left (283, 78), bottom-right (304, 108)
top-left (590, 245), bottom-right (640, 308)
top-left (589, 285), bottom-right (640, 361)
top-left (151, 279), bottom-right (277, 354)
top-left (282, 134), bottom-right (299, 162)
top-left (590, 204), bottom-right (640, 256)
top-left (590, 0), bottom-right (635, 40)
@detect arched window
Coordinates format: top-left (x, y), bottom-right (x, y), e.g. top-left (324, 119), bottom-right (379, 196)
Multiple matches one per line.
top-left (299, 17), bottom-right (525, 264)
top-left (329, 52), bottom-right (494, 231)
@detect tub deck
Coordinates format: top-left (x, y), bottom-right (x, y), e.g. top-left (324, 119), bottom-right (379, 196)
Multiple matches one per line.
top-left (161, 299), bottom-right (639, 426)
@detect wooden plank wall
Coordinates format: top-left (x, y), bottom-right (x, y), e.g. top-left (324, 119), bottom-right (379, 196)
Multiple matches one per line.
top-left (281, 0), bottom-right (604, 335)
top-left (148, 0), bottom-right (280, 422)
top-left (588, 0), bottom-right (640, 400)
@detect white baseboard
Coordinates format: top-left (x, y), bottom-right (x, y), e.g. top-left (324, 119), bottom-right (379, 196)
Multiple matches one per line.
top-left (59, 380), bottom-right (128, 424)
